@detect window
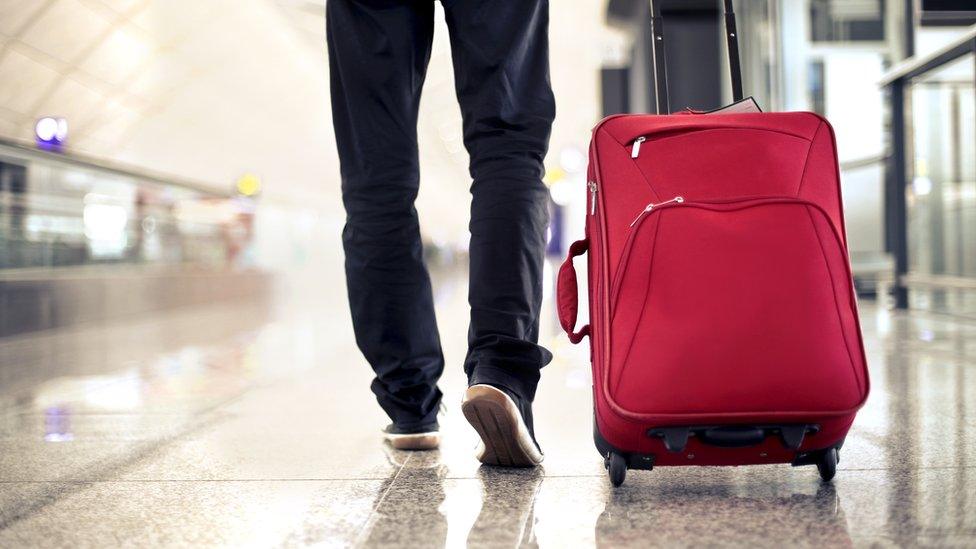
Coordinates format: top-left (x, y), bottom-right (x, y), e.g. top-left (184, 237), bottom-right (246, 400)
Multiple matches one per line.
top-left (810, 0), bottom-right (885, 42)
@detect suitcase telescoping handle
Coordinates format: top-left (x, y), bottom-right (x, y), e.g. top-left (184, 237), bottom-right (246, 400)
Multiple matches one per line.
top-left (648, 0), bottom-right (744, 114)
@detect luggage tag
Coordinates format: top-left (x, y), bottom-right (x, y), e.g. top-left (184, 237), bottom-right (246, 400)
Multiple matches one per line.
top-left (700, 96), bottom-right (762, 115)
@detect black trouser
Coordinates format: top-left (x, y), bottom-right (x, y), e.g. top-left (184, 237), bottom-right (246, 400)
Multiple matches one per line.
top-left (327, 0), bottom-right (555, 428)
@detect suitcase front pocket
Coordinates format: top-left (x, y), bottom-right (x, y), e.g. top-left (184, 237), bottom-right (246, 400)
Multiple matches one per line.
top-left (626, 128), bottom-right (814, 200)
top-left (607, 197), bottom-right (865, 419)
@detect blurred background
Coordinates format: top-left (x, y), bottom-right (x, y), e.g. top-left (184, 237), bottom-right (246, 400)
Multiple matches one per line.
top-left (1, 0), bottom-right (974, 339)
top-left (0, 1), bottom-right (975, 545)
top-left (1, 0), bottom-right (974, 336)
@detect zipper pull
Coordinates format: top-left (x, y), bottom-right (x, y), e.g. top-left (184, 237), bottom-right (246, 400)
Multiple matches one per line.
top-left (629, 196), bottom-right (683, 227)
top-left (631, 137), bottom-right (646, 159)
top-left (588, 181), bottom-right (598, 216)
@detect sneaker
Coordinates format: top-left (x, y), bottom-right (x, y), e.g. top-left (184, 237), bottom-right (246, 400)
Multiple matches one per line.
top-left (382, 422), bottom-right (440, 451)
top-left (461, 384), bottom-right (543, 467)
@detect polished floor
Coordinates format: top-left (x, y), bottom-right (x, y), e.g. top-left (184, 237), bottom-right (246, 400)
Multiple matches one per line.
top-left (0, 266), bottom-right (973, 548)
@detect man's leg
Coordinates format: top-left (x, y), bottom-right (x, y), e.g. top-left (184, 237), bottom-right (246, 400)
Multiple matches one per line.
top-left (327, 0), bottom-right (444, 437)
top-left (444, 0), bottom-right (556, 465)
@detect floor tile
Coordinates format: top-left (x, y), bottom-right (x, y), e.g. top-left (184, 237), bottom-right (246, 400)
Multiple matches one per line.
top-left (0, 480), bottom-right (385, 548)
top-left (0, 272), bottom-right (973, 546)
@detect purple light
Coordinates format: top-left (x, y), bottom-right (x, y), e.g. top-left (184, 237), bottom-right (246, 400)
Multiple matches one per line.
top-left (43, 406), bottom-right (73, 442)
top-left (35, 117), bottom-right (68, 151)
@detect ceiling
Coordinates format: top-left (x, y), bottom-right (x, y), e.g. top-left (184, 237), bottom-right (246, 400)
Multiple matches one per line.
top-left (0, 0), bottom-right (342, 210)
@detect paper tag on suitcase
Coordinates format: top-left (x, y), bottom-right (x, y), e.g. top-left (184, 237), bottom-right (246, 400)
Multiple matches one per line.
top-left (703, 96), bottom-right (762, 115)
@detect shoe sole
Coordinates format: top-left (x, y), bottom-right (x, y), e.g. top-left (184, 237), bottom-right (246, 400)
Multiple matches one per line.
top-left (461, 385), bottom-right (543, 467)
top-left (384, 432), bottom-right (440, 451)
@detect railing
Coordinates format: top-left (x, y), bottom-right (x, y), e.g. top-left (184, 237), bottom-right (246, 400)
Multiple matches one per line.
top-left (840, 153), bottom-right (889, 172)
top-left (839, 153), bottom-right (893, 297)
top-left (878, 25), bottom-right (976, 312)
top-left (0, 138), bottom-right (255, 272)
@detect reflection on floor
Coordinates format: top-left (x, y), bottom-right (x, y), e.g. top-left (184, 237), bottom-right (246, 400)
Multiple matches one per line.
top-left (0, 266), bottom-right (973, 547)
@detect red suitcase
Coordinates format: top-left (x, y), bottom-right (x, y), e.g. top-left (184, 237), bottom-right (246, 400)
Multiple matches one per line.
top-left (556, 0), bottom-right (869, 486)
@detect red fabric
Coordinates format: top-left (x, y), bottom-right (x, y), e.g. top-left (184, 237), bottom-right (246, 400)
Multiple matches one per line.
top-left (557, 239), bottom-right (590, 344)
top-left (575, 111), bottom-right (870, 465)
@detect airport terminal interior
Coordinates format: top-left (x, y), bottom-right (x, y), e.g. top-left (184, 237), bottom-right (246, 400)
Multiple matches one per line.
top-left (1, 0), bottom-right (974, 547)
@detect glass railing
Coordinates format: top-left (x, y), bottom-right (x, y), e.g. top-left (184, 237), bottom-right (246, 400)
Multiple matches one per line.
top-left (880, 27), bottom-right (976, 317)
top-left (0, 140), bottom-right (256, 272)
top-left (907, 54), bottom-right (976, 316)
top-left (839, 154), bottom-right (892, 297)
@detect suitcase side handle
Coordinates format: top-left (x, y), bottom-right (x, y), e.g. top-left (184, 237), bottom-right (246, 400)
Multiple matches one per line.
top-left (557, 238), bottom-right (590, 344)
top-left (648, 0), bottom-right (744, 114)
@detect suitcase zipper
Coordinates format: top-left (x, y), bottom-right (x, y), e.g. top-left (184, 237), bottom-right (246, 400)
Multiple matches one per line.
top-left (605, 195), bottom-right (866, 422)
top-left (612, 196), bottom-right (851, 310)
top-left (588, 181), bottom-right (598, 215)
top-left (629, 196), bottom-right (684, 227)
top-left (631, 137), bottom-right (646, 159)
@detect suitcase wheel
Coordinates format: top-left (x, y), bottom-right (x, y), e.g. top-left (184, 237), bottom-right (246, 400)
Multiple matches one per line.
top-left (817, 447), bottom-right (839, 482)
top-left (606, 452), bottom-right (627, 487)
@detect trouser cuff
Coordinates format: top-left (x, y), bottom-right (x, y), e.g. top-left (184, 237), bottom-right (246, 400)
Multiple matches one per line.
top-left (468, 365), bottom-right (539, 402)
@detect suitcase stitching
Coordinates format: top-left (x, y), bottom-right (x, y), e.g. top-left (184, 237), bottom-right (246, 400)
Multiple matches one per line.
top-left (609, 211), bottom-right (665, 396)
top-left (610, 211), bottom-right (662, 307)
top-left (802, 206), bottom-right (865, 398)
top-left (603, 120), bottom-right (817, 147)
top-left (629, 154), bottom-right (664, 203)
top-left (794, 120), bottom-right (826, 197)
